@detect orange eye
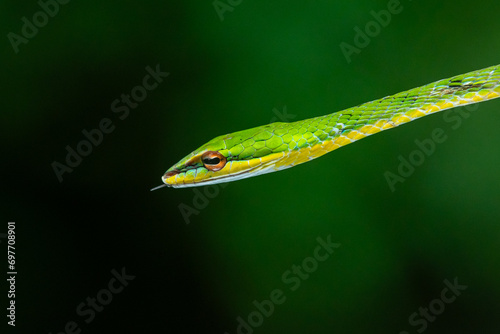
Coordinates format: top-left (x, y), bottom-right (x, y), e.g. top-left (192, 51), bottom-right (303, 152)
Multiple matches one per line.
top-left (201, 151), bottom-right (226, 171)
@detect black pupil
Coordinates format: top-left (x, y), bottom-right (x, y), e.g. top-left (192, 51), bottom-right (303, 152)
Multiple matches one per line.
top-left (203, 157), bottom-right (221, 165)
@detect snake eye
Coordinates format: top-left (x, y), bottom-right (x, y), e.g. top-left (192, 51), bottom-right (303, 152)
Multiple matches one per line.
top-left (201, 151), bottom-right (226, 171)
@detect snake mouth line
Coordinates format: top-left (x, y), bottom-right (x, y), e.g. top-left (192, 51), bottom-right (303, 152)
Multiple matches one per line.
top-left (169, 169), bottom-right (254, 188)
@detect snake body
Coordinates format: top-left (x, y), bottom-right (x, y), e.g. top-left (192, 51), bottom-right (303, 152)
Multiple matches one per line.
top-left (155, 65), bottom-right (500, 189)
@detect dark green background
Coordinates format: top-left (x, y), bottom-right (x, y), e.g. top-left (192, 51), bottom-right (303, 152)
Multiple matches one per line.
top-left (2, 0), bottom-right (500, 333)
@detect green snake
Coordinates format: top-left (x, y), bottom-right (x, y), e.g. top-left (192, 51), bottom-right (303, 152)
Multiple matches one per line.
top-left (152, 65), bottom-right (500, 190)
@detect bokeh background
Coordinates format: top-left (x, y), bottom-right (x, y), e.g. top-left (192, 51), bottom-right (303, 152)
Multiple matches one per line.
top-left (2, 0), bottom-right (500, 333)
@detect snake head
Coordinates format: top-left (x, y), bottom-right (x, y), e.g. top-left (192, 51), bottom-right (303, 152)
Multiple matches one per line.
top-left (154, 123), bottom-right (293, 189)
